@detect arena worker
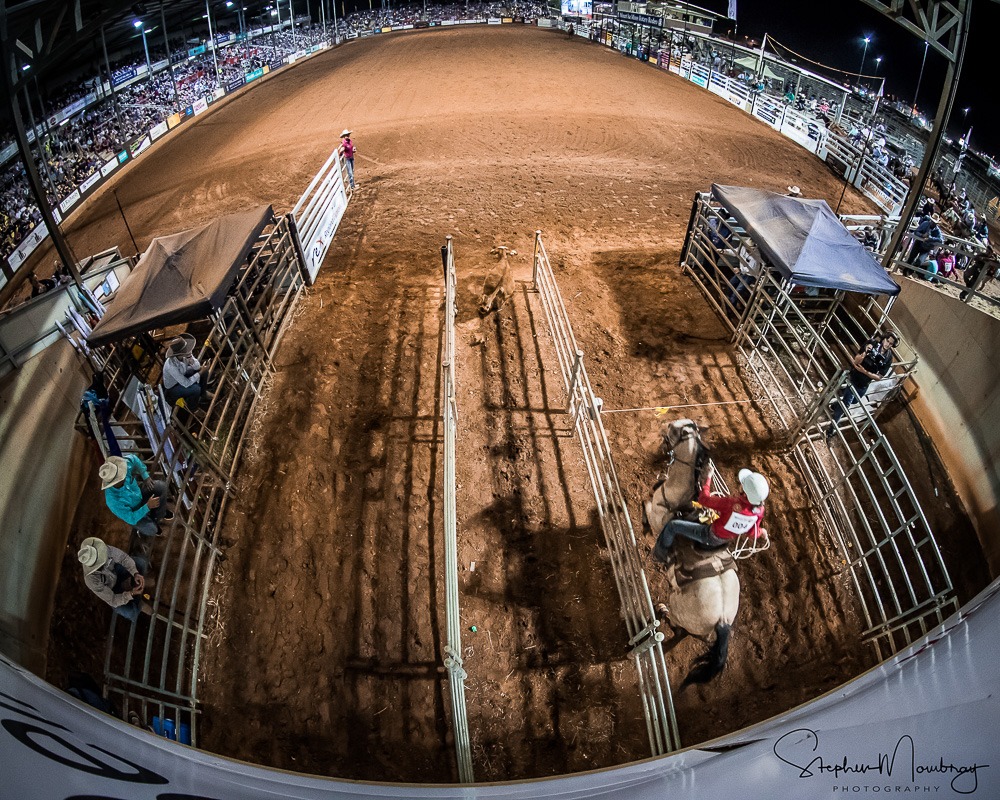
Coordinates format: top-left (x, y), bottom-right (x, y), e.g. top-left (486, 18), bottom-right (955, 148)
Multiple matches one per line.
top-left (652, 465), bottom-right (768, 559)
top-left (78, 537), bottom-right (155, 621)
top-left (99, 454), bottom-right (172, 537)
top-left (826, 330), bottom-right (899, 434)
top-left (162, 333), bottom-right (211, 407)
top-left (340, 129), bottom-right (357, 189)
top-left (786, 185), bottom-right (802, 197)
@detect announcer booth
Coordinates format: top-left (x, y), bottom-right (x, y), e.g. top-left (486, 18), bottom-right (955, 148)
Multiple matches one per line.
top-left (68, 205), bottom-right (309, 744)
top-left (681, 186), bottom-right (958, 660)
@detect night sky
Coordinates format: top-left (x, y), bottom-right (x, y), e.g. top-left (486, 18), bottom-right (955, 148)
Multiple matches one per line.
top-left (728, 0), bottom-right (999, 157)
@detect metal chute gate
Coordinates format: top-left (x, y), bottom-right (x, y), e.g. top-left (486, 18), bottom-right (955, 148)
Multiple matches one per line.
top-left (74, 213), bottom-right (308, 743)
top-left (682, 190), bottom-right (957, 658)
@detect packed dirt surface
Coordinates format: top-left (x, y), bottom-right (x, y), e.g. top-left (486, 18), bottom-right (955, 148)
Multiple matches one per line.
top-left (45, 26), bottom-right (989, 782)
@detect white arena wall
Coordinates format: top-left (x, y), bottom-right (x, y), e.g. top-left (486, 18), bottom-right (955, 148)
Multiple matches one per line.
top-left (893, 282), bottom-right (1000, 576)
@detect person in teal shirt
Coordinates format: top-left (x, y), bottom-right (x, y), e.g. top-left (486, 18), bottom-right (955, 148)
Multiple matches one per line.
top-left (99, 454), bottom-right (172, 537)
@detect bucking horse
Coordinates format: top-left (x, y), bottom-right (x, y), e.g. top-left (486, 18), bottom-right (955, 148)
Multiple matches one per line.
top-left (642, 418), bottom-right (741, 688)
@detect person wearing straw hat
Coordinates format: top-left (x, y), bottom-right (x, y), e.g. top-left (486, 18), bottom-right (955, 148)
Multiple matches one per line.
top-left (653, 465), bottom-right (768, 560)
top-left (78, 537), bottom-right (155, 621)
top-left (340, 129), bottom-right (356, 189)
top-left (99, 454), bottom-right (172, 537)
top-left (162, 333), bottom-right (210, 408)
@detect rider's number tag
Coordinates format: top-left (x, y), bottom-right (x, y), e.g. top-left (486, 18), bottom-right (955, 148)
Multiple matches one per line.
top-left (723, 511), bottom-right (757, 536)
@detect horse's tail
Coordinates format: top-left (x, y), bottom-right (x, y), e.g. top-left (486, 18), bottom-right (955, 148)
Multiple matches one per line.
top-left (680, 622), bottom-right (731, 689)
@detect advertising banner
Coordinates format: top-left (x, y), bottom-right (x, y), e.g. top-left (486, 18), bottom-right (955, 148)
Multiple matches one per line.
top-left (8, 222), bottom-right (48, 269)
top-left (228, 77), bottom-right (245, 92)
top-left (167, 112), bottom-right (183, 129)
top-left (101, 157), bottom-right (118, 177)
top-left (188, 44), bottom-right (206, 57)
top-left (130, 135), bottom-right (152, 157)
top-left (192, 97), bottom-right (209, 115)
top-left (170, 49), bottom-right (187, 64)
top-left (116, 150), bottom-right (129, 164)
top-left (245, 67), bottom-right (265, 84)
top-left (111, 65), bottom-right (136, 87)
top-left (270, 59), bottom-right (284, 71)
top-left (617, 10), bottom-right (662, 27)
top-left (213, 87), bottom-right (225, 100)
top-left (293, 148), bottom-right (350, 284)
top-left (152, 58), bottom-right (170, 72)
top-left (150, 120), bottom-right (169, 140)
top-left (502, 17), bottom-right (514, 23)
top-left (488, 17), bottom-right (502, 24)
top-left (59, 189), bottom-right (81, 214)
top-left (80, 171), bottom-right (101, 194)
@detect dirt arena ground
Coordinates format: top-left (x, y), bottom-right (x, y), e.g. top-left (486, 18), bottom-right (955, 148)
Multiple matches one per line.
top-left (44, 26), bottom-right (989, 783)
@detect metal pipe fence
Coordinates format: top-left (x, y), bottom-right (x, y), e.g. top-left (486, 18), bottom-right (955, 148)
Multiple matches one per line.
top-left (439, 236), bottom-right (473, 783)
top-left (83, 212), bottom-right (308, 744)
top-left (681, 191), bottom-right (957, 659)
top-left (531, 231), bottom-right (681, 756)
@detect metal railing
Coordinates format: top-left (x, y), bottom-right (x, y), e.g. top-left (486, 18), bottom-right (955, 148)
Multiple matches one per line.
top-left (439, 235), bottom-right (473, 783)
top-left (86, 212), bottom-right (308, 744)
top-left (531, 231), bottom-right (681, 756)
top-left (681, 191), bottom-right (957, 659)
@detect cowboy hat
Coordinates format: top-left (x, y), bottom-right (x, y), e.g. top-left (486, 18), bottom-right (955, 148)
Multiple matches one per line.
top-left (78, 537), bottom-right (108, 574)
top-left (738, 469), bottom-right (770, 506)
top-left (340, 129), bottom-right (352, 138)
top-left (931, 213), bottom-right (942, 224)
top-left (99, 456), bottom-right (128, 489)
top-left (166, 333), bottom-right (195, 358)
top-left (786, 185), bottom-right (802, 197)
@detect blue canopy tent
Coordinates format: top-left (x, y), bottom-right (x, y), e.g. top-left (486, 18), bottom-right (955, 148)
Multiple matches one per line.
top-left (711, 184), bottom-right (900, 297)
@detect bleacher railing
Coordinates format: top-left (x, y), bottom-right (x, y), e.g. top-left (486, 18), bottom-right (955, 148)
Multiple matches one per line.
top-left (440, 235), bottom-right (473, 783)
top-left (531, 230), bottom-right (681, 757)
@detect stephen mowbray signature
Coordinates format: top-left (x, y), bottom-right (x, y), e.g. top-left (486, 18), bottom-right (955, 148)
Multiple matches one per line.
top-left (773, 728), bottom-right (990, 794)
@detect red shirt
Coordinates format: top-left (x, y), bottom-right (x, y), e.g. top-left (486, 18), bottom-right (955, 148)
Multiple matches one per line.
top-left (342, 138), bottom-right (355, 160)
top-left (697, 474), bottom-right (765, 540)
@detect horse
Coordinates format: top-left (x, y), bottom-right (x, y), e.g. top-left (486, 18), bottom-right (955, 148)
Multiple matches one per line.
top-left (657, 540), bottom-right (740, 688)
top-left (642, 418), bottom-right (710, 543)
top-left (641, 418), bottom-right (740, 687)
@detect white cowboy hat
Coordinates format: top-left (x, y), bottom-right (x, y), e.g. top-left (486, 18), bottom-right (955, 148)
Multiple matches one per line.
top-left (738, 469), bottom-right (770, 506)
top-left (787, 185), bottom-right (802, 197)
top-left (99, 456), bottom-right (128, 489)
top-left (340, 129), bottom-right (352, 138)
top-left (78, 536), bottom-right (108, 574)
top-left (166, 333), bottom-right (195, 358)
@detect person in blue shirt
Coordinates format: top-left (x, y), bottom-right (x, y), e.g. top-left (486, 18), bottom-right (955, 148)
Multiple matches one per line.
top-left (99, 454), bottom-right (172, 537)
top-left (906, 213), bottom-right (944, 274)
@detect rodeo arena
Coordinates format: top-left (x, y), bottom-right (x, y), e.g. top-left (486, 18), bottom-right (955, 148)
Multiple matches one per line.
top-left (2, 0), bottom-right (1000, 796)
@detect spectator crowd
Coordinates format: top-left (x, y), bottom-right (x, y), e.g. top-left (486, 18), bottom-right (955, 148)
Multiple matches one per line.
top-left (1, 3), bottom-right (547, 265)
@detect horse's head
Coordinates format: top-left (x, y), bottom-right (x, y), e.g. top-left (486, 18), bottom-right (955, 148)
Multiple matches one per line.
top-left (662, 418), bottom-right (700, 450)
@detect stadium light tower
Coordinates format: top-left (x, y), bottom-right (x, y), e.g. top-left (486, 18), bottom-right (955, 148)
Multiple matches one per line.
top-left (911, 39), bottom-right (929, 119)
top-left (858, 35), bottom-right (871, 85)
top-left (134, 19), bottom-right (152, 77)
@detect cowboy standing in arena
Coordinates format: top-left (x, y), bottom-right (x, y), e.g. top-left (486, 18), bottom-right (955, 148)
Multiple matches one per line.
top-left (78, 537), bottom-right (155, 621)
top-left (340, 129), bottom-right (357, 189)
top-left (100, 454), bottom-right (172, 537)
top-left (827, 330), bottom-right (898, 433)
top-left (653, 466), bottom-right (768, 560)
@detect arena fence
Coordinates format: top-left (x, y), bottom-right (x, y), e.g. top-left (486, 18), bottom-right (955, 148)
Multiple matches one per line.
top-left (291, 146), bottom-right (351, 285)
top-left (531, 231), bottom-right (681, 756)
top-left (681, 192), bottom-right (957, 659)
top-left (439, 235), bottom-right (473, 783)
top-left (69, 213), bottom-right (308, 744)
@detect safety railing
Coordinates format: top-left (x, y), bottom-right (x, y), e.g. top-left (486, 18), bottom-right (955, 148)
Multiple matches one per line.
top-left (681, 190), bottom-right (957, 659)
top-left (531, 231), bottom-right (681, 757)
top-left (291, 145), bottom-right (350, 284)
top-left (439, 235), bottom-right (473, 783)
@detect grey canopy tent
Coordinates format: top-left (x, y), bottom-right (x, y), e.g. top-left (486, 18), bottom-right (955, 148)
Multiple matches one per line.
top-left (711, 184), bottom-right (900, 296)
top-left (87, 205), bottom-right (275, 347)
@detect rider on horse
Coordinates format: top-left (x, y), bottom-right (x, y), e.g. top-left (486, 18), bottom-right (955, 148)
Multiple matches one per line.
top-left (653, 466), bottom-right (768, 561)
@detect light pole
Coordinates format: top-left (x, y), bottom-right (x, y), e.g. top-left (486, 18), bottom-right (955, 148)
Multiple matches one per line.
top-left (912, 39), bottom-right (929, 119)
top-left (134, 20), bottom-right (152, 77)
top-left (858, 35), bottom-right (871, 87)
top-left (874, 56), bottom-right (882, 75)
